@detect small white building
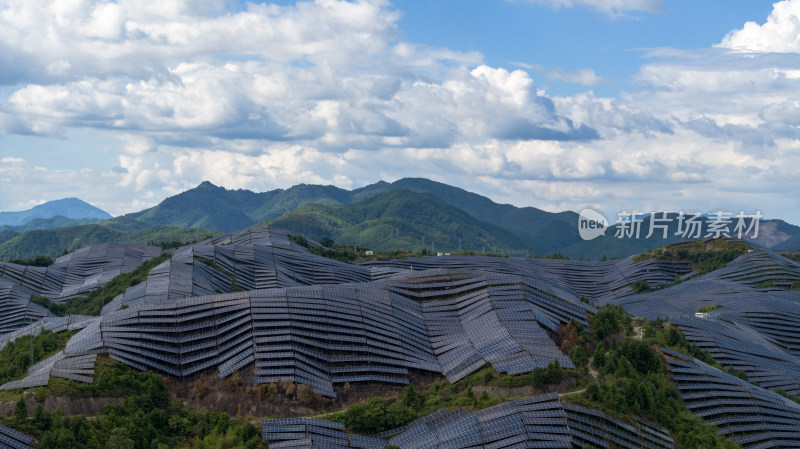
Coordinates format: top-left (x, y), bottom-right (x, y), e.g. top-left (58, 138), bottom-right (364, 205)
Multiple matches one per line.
top-left (695, 312), bottom-right (710, 319)
top-left (365, 250), bottom-right (374, 256)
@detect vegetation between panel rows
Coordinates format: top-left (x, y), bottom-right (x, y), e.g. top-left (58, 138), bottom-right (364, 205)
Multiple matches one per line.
top-left (31, 253), bottom-right (172, 316)
top-left (0, 358), bottom-right (265, 449)
top-left (633, 238), bottom-right (750, 274)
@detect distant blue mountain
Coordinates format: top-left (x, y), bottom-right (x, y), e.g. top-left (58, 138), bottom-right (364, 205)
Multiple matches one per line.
top-left (0, 198), bottom-right (112, 227)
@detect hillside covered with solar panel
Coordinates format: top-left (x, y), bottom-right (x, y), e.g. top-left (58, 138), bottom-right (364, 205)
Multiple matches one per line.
top-left (1, 225), bottom-right (800, 448)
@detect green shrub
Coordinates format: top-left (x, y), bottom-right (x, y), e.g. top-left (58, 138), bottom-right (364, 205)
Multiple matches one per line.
top-left (5, 359), bottom-right (262, 449)
top-left (592, 305), bottom-right (633, 340)
top-left (0, 330), bottom-right (74, 385)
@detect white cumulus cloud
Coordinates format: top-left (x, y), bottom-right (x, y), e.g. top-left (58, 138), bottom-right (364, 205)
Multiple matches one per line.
top-left (718, 0), bottom-right (800, 53)
top-left (2, 0), bottom-right (800, 226)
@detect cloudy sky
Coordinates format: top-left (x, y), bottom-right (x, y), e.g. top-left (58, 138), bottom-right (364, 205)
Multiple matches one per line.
top-left (1, 0), bottom-right (799, 224)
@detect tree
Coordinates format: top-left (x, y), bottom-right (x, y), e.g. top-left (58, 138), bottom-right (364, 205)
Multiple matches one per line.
top-left (531, 367), bottom-right (546, 387)
top-left (569, 346), bottom-right (589, 369)
top-left (631, 279), bottom-right (652, 294)
top-left (592, 305), bottom-right (632, 340)
top-left (402, 384), bottom-right (421, 409)
top-left (41, 428), bottom-right (78, 449)
top-left (297, 384), bottom-right (320, 407)
top-left (545, 359), bottom-right (564, 384)
top-left (34, 404), bottom-right (51, 428)
top-left (560, 322), bottom-right (579, 352)
top-left (14, 397), bottom-right (27, 420)
top-left (8, 255), bottom-right (53, 267)
top-left (105, 427), bottom-right (135, 449)
top-left (586, 383), bottom-right (600, 401)
top-left (593, 344), bottom-right (606, 369)
top-left (216, 413), bottom-right (231, 434)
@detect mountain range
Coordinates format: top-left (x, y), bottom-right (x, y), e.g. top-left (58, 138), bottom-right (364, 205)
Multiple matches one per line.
top-left (104, 178), bottom-right (581, 255)
top-left (1, 178), bottom-right (799, 260)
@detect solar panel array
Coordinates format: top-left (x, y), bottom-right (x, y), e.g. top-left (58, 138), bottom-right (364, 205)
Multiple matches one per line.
top-left (0, 227), bottom-right (597, 394)
top-left (612, 249), bottom-right (800, 319)
top-left (261, 393), bottom-right (675, 449)
top-left (262, 417), bottom-right (384, 448)
top-left (0, 243), bottom-right (161, 334)
top-left (670, 311), bottom-right (800, 397)
top-left (102, 240), bottom-right (371, 313)
top-left (664, 348), bottom-right (800, 449)
top-left (72, 269), bottom-right (595, 396)
top-left (0, 242), bottom-right (162, 302)
top-left (606, 249), bottom-right (800, 398)
top-left (363, 254), bottom-right (692, 303)
top-left (0, 351), bottom-right (97, 390)
top-left (4, 226), bottom-right (800, 447)
top-left (0, 424), bottom-right (33, 449)
top-left (0, 314), bottom-right (97, 350)
top-left (699, 248), bottom-right (800, 288)
top-left (0, 283), bottom-right (50, 335)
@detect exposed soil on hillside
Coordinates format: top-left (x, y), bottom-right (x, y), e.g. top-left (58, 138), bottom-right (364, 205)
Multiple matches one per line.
top-left (0, 396), bottom-right (122, 416)
top-left (471, 377), bottom-right (576, 398)
top-left (165, 365), bottom-right (445, 418)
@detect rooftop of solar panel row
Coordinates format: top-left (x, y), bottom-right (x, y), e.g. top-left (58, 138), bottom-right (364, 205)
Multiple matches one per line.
top-left (6, 225), bottom-right (800, 444)
top-left (593, 249), bottom-right (800, 401)
top-left (361, 253), bottom-right (693, 303)
top-left (2, 242), bottom-right (162, 300)
top-left (26, 269), bottom-right (594, 396)
top-left (0, 423), bottom-right (33, 449)
top-left (102, 230), bottom-right (374, 314)
top-left (0, 225), bottom-right (704, 339)
top-left (0, 242), bottom-right (164, 335)
top-left (0, 227), bottom-right (331, 335)
top-left (663, 348), bottom-right (800, 448)
top-left (260, 393), bottom-right (675, 448)
top-left (0, 350), bottom-right (98, 390)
